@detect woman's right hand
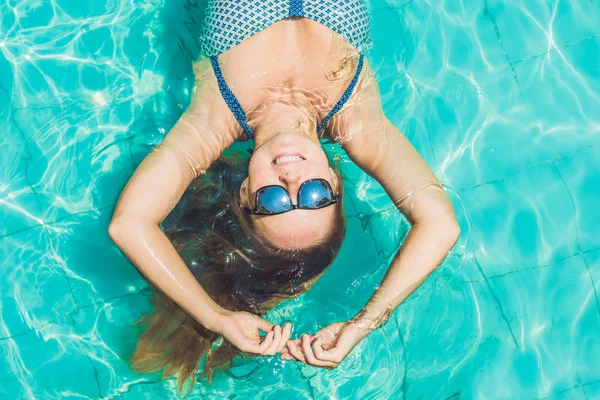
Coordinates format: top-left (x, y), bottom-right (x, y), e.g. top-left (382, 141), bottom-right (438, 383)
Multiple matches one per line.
top-left (214, 311), bottom-right (292, 356)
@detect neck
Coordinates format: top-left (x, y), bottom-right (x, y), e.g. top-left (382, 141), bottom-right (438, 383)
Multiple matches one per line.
top-left (251, 101), bottom-right (320, 147)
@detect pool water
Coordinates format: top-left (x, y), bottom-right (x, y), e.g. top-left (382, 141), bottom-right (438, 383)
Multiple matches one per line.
top-left (1, 0), bottom-right (600, 398)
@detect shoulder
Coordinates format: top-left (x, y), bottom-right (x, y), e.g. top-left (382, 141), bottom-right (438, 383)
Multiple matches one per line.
top-left (324, 59), bottom-right (387, 144)
top-left (187, 57), bottom-right (242, 138)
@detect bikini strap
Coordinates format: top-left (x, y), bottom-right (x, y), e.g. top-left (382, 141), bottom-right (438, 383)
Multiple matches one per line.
top-left (210, 56), bottom-right (254, 138)
top-left (317, 54), bottom-right (365, 134)
top-left (289, 0), bottom-right (304, 17)
top-left (210, 53), bottom-right (365, 138)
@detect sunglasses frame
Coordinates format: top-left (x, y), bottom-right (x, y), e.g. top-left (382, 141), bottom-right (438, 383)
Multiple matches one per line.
top-left (248, 178), bottom-right (339, 216)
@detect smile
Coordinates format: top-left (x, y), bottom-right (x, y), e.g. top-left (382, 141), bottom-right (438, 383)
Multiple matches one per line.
top-left (272, 153), bottom-right (306, 165)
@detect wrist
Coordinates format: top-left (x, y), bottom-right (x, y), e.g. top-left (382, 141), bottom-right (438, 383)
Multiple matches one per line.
top-left (347, 318), bottom-right (374, 334)
top-left (201, 304), bottom-right (230, 334)
top-left (350, 305), bottom-right (393, 331)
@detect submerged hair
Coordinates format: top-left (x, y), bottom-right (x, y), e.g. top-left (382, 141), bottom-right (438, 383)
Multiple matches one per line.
top-left (127, 154), bottom-right (345, 397)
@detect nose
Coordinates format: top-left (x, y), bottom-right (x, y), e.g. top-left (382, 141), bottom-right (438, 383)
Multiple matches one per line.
top-left (279, 171), bottom-right (301, 203)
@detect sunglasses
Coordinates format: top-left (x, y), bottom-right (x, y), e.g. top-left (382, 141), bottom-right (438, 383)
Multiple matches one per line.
top-left (248, 178), bottom-right (338, 215)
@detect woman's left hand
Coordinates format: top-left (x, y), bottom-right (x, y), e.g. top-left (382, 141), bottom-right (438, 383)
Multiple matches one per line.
top-left (280, 321), bottom-right (371, 368)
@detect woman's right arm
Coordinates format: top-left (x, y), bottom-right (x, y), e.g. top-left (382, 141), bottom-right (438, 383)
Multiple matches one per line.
top-left (109, 59), bottom-right (291, 355)
top-left (108, 59), bottom-right (237, 332)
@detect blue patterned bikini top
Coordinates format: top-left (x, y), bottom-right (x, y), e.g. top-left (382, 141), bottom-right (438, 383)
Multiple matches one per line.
top-left (201, 0), bottom-right (373, 138)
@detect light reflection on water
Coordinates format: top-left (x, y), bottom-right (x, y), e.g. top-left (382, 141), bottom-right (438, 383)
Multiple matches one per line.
top-left (1, 0), bottom-right (599, 399)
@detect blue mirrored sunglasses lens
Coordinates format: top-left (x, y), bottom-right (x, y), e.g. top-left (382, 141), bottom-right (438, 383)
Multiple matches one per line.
top-left (298, 180), bottom-right (335, 208)
top-left (256, 186), bottom-right (292, 214)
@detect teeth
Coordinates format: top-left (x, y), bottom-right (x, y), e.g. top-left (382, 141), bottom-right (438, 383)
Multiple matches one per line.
top-left (274, 155), bottom-right (303, 164)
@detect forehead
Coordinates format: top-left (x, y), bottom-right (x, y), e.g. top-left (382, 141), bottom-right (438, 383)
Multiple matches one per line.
top-left (254, 207), bottom-right (336, 250)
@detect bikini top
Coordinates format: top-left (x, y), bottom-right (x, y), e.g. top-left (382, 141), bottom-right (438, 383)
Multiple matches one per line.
top-left (201, 0), bottom-right (373, 138)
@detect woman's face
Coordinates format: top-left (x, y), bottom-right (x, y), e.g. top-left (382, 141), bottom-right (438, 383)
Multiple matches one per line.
top-left (240, 133), bottom-right (340, 250)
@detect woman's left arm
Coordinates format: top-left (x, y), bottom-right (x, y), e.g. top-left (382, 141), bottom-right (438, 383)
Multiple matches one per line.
top-left (283, 61), bottom-right (460, 367)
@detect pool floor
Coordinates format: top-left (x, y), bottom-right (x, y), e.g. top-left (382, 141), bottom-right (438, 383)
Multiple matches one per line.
top-left (1, 0), bottom-right (599, 399)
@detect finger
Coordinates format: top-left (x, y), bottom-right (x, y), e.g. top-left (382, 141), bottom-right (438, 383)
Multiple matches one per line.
top-left (302, 334), bottom-right (337, 368)
top-left (279, 341), bottom-right (293, 360)
top-left (257, 330), bottom-right (274, 353)
top-left (283, 337), bottom-right (301, 353)
top-left (256, 317), bottom-right (275, 333)
top-left (312, 336), bottom-right (326, 359)
top-left (314, 345), bottom-right (345, 364)
top-left (312, 336), bottom-right (338, 368)
top-left (264, 325), bottom-right (282, 356)
top-left (277, 323), bottom-right (292, 353)
top-left (287, 339), bottom-right (306, 363)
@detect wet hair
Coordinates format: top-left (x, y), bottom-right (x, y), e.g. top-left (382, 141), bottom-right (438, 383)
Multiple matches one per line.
top-left (127, 154), bottom-right (346, 397)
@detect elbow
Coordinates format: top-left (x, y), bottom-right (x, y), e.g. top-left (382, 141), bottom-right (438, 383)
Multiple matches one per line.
top-left (108, 219), bottom-right (122, 243)
top-left (108, 215), bottom-right (157, 244)
top-left (108, 217), bottom-right (132, 244)
top-left (442, 217), bottom-right (461, 248)
top-left (418, 215), bottom-right (461, 248)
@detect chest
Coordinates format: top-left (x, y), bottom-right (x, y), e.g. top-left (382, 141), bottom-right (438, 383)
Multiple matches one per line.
top-left (214, 18), bottom-right (360, 120)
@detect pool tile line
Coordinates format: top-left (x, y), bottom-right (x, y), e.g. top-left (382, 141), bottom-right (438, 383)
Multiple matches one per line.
top-left (102, 377), bottom-right (179, 400)
top-left (0, 204), bottom-right (114, 239)
top-left (464, 247), bottom-right (600, 287)
top-left (483, 0), bottom-right (520, 87)
top-left (534, 377), bottom-right (600, 400)
top-left (512, 34), bottom-right (600, 66)
top-left (352, 203), bottom-right (406, 261)
top-left (8, 105), bottom-right (45, 221)
top-left (472, 256), bottom-right (518, 348)
top-left (456, 140), bottom-right (599, 193)
top-left (0, 223), bottom-right (46, 240)
top-left (482, 1), bottom-right (600, 90)
top-left (127, 136), bottom-right (140, 171)
top-left (62, 286), bottom-right (151, 321)
top-left (0, 321), bottom-right (52, 342)
top-left (467, 248), bottom-right (595, 283)
top-left (396, 327), bottom-right (409, 399)
top-left (552, 162), bottom-right (600, 319)
top-left (380, 0), bottom-right (415, 11)
top-left (0, 82), bottom-right (9, 107)
top-left (66, 312), bottom-right (103, 399)
top-left (47, 203), bottom-right (115, 225)
top-left (581, 252), bottom-right (600, 317)
top-left (582, 377), bottom-right (600, 400)
top-left (442, 392), bottom-right (460, 400)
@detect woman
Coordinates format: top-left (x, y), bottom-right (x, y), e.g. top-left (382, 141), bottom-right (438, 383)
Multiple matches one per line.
top-left (109, 0), bottom-right (460, 394)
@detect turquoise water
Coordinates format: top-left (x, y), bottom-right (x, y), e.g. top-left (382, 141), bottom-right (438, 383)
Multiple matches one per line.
top-left (1, 0), bottom-right (600, 398)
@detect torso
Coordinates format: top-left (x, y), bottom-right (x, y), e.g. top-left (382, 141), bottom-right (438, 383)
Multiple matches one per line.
top-left (203, 17), bottom-right (366, 141)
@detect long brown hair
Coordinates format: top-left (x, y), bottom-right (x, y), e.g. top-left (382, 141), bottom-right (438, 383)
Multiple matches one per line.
top-left (128, 153), bottom-right (346, 397)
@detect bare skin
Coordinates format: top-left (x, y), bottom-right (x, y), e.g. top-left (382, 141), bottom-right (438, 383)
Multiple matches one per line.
top-left (109, 17), bottom-right (460, 363)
